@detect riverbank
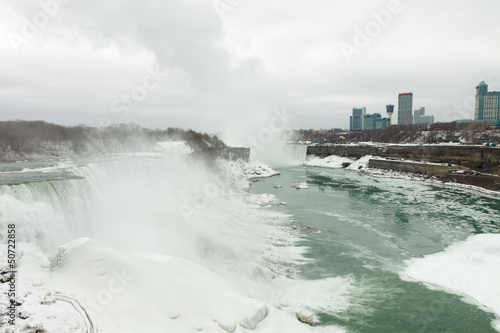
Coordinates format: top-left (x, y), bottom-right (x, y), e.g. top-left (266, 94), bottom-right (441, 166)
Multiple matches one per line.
top-left (304, 154), bottom-right (500, 196)
top-left (305, 143), bottom-right (500, 194)
top-left (307, 143), bottom-right (500, 173)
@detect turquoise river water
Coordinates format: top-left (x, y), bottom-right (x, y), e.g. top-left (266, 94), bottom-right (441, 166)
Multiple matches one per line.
top-left (249, 166), bottom-right (500, 333)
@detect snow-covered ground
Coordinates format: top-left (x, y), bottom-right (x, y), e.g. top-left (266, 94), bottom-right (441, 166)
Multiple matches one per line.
top-left (303, 155), bottom-right (354, 169)
top-left (402, 234), bottom-right (500, 331)
top-left (0, 239), bottom-right (314, 333)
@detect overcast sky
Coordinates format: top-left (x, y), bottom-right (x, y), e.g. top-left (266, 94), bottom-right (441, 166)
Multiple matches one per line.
top-left (1, 0), bottom-right (500, 140)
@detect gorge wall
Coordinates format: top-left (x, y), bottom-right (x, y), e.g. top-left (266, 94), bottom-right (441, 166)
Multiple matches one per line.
top-left (307, 145), bottom-right (500, 171)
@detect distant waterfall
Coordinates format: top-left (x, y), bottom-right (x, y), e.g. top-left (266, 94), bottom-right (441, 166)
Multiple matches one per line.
top-left (283, 144), bottom-right (308, 164)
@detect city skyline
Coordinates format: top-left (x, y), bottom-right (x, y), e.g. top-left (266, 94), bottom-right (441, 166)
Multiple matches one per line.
top-left (1, 1), bottom-right (500, 144)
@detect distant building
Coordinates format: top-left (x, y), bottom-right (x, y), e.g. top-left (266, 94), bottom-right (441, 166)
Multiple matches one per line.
top-left (414, 107), bottom-right (434, 127)
top-left (363, 113), bottom-right (391, 131)
top-left (386, 104), bottom-right (394, 124)
top-left (474, 81), bottom-right (500, 121)
top-left (398, 93), bottom-right (413, 125)
top-left (350, 107), bottom-right (366, 131)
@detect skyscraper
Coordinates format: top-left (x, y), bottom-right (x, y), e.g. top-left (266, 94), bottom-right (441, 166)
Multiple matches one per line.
top-left (474, 81), bottom-right (500, 121)
top-left (350, 107), bottom-right (366, 131)
top-left (398, 93), bottom-right (413, 125)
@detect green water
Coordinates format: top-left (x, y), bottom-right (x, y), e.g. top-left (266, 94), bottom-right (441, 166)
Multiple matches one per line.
top-left (249, 166), bottom-right (500, 333)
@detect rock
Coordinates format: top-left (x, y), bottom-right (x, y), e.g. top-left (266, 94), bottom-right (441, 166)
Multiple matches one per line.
top-left (295, 311), bottom-right (317, 326)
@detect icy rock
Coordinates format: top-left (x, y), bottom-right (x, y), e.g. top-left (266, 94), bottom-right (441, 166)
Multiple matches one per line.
top-left (245, 193), bottom-right (281, 207)
top-left (293, 182), bottom-right (309, 189)
top-left (239, 306), bottom-right (268, 330)
top-left (245, 161), bottom-right (280, 179)
top-left (296, 311), bottom-right (318, 326)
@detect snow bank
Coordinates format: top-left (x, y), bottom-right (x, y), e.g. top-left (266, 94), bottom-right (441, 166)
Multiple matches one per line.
top-left (1, 239), bottom-right (314, 333)
top-left (304, 155), bottom-right (354, 169)
top-left (345, 155), bottom-right (375, 171)
top-left (402, 234), bottom-right (500, 330)
top-left (304, 155), bottom-right (376, 171)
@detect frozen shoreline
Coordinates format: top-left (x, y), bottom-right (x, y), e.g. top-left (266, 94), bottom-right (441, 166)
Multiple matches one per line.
top-left (402, 234), bottom-right (500, 332)
top-left (304, 154), bottom-right (500, 197)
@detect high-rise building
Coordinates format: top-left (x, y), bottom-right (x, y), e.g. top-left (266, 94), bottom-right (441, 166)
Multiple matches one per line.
top-left (474, 81), bottom-right (500, 121)
top-left (398, 93), bottom-right (413, 125)
top-left (350, 107), bottom-right (366, 131)
top-left (414, 107), bottom-right (434, 127)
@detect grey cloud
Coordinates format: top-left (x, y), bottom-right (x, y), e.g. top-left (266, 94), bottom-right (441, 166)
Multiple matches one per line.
top-left (1, 0), bottom-right (499, 131)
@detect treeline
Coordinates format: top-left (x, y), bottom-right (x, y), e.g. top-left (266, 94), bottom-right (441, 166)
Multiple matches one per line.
top-left (294, 123), bottom-right (500, 144)
top-left (345, 124), bottom-right (426, 143)
top-left (0, 120), bottom-right (226, 161)
top-left (0, 121), bottom-right (71, 153)
top-left (293, 128), bottom-right (345, 142)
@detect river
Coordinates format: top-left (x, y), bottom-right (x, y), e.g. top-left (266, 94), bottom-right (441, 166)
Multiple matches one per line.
top-left (249, 165), bottom-right (500, 332)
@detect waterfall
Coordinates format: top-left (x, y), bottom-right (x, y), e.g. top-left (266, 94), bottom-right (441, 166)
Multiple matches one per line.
top-left (283, 144), bottom-right (308, 164)
top-left (0, 177), bottom-right (96, 250)
top-left (0, 155), bottom-right (211, 255)
top-left (0, 155), bottom-right (303, 273)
